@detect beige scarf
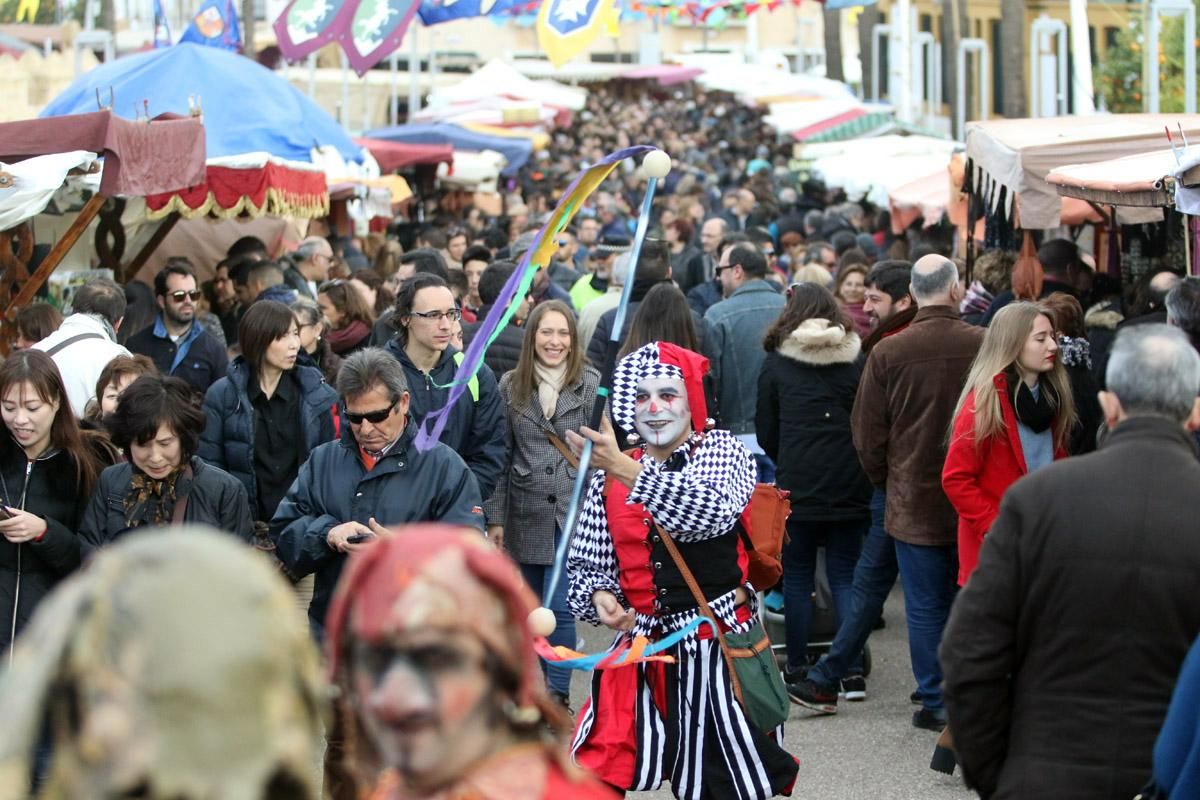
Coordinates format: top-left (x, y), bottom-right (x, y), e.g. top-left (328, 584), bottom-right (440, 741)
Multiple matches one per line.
top-left (533, 360), bottom-right (568, 419)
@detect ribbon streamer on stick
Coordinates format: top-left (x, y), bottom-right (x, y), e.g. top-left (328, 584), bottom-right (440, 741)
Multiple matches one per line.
top-left (413, 145), bottom-right (657, 452)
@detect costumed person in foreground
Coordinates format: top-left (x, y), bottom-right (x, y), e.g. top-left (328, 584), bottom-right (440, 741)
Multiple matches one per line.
top-left (324, 524), bottom-right (618, 800)
top-left (565, 342), bottom-right (799, 799)
top-left (0, 527), bottom-right (325, 800)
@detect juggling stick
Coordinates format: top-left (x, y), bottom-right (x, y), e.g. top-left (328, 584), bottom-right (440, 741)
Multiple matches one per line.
top-left (528, 148), bottom-right (672, 650)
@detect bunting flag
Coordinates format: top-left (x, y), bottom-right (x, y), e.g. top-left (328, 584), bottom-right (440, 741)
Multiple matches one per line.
top-left (153, 0), bottom-right (173, 47)
top-left (180, 0), bottom-right (242, 50)
top-left (413, 144), bottom-right (654, 452)
top-left (274, 0), bottom-right (422, 76)
top-left (15, 0), bottom-right (38, 23)
top-left (417, 0), bottom-right (527, 25)
top-left (536, 0), bottom-right (620, 68)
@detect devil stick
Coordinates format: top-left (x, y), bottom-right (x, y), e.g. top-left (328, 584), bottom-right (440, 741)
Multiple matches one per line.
top-left (529, 149), bottom-right (672, 637)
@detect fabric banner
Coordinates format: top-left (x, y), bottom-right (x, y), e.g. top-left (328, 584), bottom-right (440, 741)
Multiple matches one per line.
top-left (536, 0), bottom-right (620, 68)
top-left (418, 0), bottom-right (526, 25)
top-left (0, 151), bottom-right (96, 231)
top-left (144, 161), bottom-right (329, 220)
top-left (274, 0), bottom-right (422, 76)
top-left (179, 0), bottom-right (242, 50)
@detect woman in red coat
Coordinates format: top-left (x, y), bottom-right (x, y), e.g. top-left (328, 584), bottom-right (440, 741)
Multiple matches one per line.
top-left (943, 302), bottom-right (1077, 585)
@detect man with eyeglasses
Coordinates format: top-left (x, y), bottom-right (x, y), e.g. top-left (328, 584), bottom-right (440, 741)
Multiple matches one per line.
top-left (284, 236), bottom-right (335, 300)
top-left (274, 347), bottom-right (483, 644)
top-left (127, 260), bottom-right (227, 396)
top-left (383, 274), bottom-right (506, 501)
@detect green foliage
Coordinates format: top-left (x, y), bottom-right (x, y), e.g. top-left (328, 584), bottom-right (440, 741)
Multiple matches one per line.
top-left (1098, 6), bottom-right (1198, 113)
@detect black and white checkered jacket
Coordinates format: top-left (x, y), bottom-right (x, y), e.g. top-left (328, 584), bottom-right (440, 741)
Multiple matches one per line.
top-left (567, 429), bottom-right (758, 637)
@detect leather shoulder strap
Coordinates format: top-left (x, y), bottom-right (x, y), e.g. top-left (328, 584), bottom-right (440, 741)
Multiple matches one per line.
top-left (171, 465), bottom-right (195, 525)
top-left (655, 522), bottom-right (744, 704)
top-left (545, 431), bottom-right (579, 470)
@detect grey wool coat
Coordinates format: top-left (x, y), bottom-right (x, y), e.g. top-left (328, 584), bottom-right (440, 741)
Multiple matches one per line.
top-left (485, 364), bottom-right (600, 565)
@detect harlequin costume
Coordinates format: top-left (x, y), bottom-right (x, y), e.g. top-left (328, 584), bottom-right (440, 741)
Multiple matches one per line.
top-left (567, 342), bottom-right (799, 800)
top-left (324, 525), bottom-right (619, 800)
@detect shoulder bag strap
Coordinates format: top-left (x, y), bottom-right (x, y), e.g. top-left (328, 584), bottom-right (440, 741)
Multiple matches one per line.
top-left (654, 521), bottom-right (745, 706)
top-left (545, 431), bottom-right (580, 470)
top-left (44, 332), bottom-right (104, 357)
top-left (171, 466), bottom-right (194, 525)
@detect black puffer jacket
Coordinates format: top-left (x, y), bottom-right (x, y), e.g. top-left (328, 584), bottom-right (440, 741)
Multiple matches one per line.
top-left (79, 456), bottom-right (253, 551)
top-left (0, 437), bottom-right (89, 651)
top-left (382, 339), bottom-right (506, 499)
top-left (272, 422), bottom-right (484, 633)
top-left (198, 358), bottom-right (339, 520)
top-left (755, 319), bottom-right (872, 520)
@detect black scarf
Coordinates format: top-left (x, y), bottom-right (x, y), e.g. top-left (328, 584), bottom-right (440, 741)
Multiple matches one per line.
top-left (1010, 374), bottom-right (1057, 434)
top-left (123, 465), bottom-right (191, 529)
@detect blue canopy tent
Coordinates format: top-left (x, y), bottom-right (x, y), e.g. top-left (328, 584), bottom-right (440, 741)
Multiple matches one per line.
top-left (42, 43), bottom-right (363, 164)
top-left (363, 122), bottom-right (533, 176)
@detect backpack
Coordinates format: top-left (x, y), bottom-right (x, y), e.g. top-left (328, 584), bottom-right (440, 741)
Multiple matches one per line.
top-left (603, 449), bottom-right (790, 592)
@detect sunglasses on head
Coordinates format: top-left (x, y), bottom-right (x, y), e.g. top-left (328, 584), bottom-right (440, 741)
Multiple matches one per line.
top-left (342, 398), bottom-right (398, 425)
top-left (168, 290), bottom-right (203, 302)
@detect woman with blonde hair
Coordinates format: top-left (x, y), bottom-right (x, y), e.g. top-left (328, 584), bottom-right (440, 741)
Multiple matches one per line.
top-left (943, 301), bottom-right (1076, 585)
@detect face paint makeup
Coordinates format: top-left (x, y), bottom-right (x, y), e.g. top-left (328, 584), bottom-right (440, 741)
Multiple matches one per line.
top-left (633, 376), bottom-right (691, 450)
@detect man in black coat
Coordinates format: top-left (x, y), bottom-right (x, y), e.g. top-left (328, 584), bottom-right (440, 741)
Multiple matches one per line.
top-left (942, 324), bottom-right (1200, 800)
top-left (126, 261), bottom-right (227, 397)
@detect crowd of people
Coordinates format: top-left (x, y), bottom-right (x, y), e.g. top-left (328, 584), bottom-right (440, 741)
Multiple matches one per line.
top-left (3, 85), bottom-right (1200, 799)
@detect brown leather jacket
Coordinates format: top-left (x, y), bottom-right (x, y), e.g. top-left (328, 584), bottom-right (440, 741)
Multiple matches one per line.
top-left (851, 305), bottom-right (984, 546)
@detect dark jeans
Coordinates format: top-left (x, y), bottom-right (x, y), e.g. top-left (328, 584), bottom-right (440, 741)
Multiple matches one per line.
top-left (808, 489), bottom-right (897, 687)
top-left (781, 516), bottom-right (867, 674)
top-left (520, 555), bottom-right (575, 696)
top-left (893, 540), bottom-right (958, 711)
top-left (753, 452), bottom-right (776, 485)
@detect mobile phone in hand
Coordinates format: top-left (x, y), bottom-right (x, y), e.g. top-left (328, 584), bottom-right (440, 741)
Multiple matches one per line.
top-left (346, 533), bottom-right (374, 544)
top-left (0, 504), bottom-right (12, 521)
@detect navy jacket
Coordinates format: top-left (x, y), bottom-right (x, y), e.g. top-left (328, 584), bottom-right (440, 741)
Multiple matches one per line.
top-left (79, 456), bottom-right (252, 551)
top-left (382, 339), bottom-right (507, 500)
top-left (198, 358), bottom-right (339, 520)
top-left (272, 423), bottom-right (484, 632)
top-left (126, 320), bottom-right (228, 397)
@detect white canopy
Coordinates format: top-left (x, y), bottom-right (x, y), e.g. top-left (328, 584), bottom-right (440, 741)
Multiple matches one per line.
top-left (802, 135), bottom-right (959, 209)
top-left (428, 59), bottom-right (587, 112)
top-left (0, 150), bottom-right (96, 230)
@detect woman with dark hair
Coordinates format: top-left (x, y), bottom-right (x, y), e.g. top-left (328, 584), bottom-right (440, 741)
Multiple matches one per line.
top-left (199, 300), bottom-right (338, 528)
top-left (13, 303), bottom-right (62, 350)
top-left (317, 279), bottom-right (374, 357)
top-left (80, 375), bottom-right (252, 549)
top-left (485, 299), bottom-right (599, 708)
top-left (618, 282), bottom-right (700, 358)
top-left (117, 280), bottom-right (156, 347)
top-left (665, 218), bottom-right (698, 279)
top-left (83, 354), bottom-right (159, 426)
top-left (348, 268), bottom-right (396, 318)
top-left (0, 350), bottom-right (108, 654)
top-left (291, 297), bottom-right (343, 385)
top-left (756, 281), bottom-right (872, 701)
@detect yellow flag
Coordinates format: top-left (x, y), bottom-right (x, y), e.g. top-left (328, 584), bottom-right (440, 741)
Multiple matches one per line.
top-left (537, 0), bottom-right (619, 68)
top-left (16, 0), bottom-right (39, 23)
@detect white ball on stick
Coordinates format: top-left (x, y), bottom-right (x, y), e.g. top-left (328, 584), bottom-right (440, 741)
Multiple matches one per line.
top-left (528, 606), bottom-right (558, 637)
top-left (643, 149), bottom-right (672, 179)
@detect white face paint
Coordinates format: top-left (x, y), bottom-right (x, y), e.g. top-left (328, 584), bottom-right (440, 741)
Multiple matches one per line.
top-left (633, 376), bottom-right (691, 449)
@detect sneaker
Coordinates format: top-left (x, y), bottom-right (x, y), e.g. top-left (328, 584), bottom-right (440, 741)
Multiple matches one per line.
top-left (787, 678), bottom-right (838, 714)
top-left (912, 707), bottom-right (948, 732)
top-left (841, 675), bottom-right (866, 701)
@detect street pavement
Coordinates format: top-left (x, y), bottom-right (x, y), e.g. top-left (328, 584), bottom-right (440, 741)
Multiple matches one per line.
top-left (570, 584), bottom-right (974, 799)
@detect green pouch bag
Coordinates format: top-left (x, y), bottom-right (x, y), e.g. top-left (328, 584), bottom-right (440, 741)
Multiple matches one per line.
top-left (723, 619), bottom-right (790, 732)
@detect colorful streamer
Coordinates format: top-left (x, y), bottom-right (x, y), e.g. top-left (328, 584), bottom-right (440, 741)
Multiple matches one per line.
top-left (413, 144), bottom-right (654, 452)
top-left (533, 617), bottom-right (719, 670)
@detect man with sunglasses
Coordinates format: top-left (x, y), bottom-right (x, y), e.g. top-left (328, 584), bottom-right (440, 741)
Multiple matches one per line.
top-left (127, 261), bottom-right (228, 396)
top-left (273, 347), bottom-right (484, 642)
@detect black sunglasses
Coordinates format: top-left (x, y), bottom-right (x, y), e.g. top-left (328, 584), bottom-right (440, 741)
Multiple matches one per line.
top-left (168, 290), bottom-right (202, 302)
top-left (342, 399), bottom-right (398, 425)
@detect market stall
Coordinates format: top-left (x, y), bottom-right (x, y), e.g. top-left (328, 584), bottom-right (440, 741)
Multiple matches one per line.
top-left (0, 109), bottom-right (206, 352)
top-left (363, 121), bottom-right (534, 175)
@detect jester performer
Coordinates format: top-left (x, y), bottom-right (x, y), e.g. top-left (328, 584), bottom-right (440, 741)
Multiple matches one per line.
top-left (565, 342), bottom-right (800, 799)
top-left (324, 524), bottom-right (619, 800)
